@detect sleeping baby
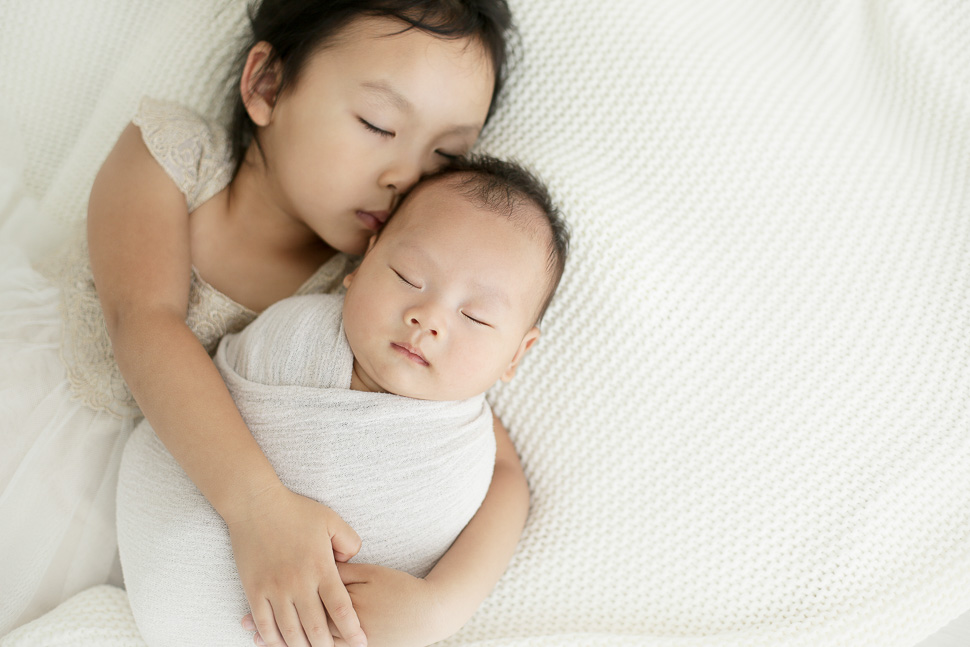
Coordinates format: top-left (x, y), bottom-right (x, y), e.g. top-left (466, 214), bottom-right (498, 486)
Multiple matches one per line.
top-left (116, 155), bottom-right (569, 646)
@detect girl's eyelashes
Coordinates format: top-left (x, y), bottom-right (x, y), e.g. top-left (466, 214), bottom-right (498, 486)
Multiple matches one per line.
top-left (360, 117), bottom-right (460, 159)
top-left (359, 117), bottom-right (394, 138)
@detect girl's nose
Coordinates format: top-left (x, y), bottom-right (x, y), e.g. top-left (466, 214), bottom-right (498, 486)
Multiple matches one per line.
top-left (380, 157), bottom-right (423, 195)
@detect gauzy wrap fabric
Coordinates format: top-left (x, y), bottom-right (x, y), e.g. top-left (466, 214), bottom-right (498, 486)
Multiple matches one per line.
top-left (116, 294), bottom-right (495, 647)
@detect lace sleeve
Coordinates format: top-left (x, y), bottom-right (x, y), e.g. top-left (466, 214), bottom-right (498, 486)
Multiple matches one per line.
top-left (48, 99), bottom-right (242, 417)
top-left (131, 98), bottom-right (234, 212)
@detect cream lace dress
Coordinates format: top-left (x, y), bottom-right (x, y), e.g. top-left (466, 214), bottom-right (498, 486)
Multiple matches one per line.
top-left (0, 98), bottom-right (352, 635)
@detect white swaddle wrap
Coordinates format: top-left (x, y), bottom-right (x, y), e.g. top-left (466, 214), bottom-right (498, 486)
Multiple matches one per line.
top-left (117, 294), bottom-right (496, 647)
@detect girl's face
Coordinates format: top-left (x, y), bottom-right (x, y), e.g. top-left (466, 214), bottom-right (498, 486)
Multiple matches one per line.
top-left (250, 17), bottom-right (495, 255)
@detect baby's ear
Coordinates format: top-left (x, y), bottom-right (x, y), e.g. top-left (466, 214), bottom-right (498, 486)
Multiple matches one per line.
top-left (342, 268), bottom-right (357, 289)
top-left (240, 41), bottom-right (282, 126)
top-left (500, 326), bottom-right (541, 382)
top-left (342, 236), bottom-right (379, 288)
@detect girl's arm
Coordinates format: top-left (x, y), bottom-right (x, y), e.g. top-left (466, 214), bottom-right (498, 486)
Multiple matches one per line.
top-left (425, 415), bottom-right (530, 632)
top-left (88, 124), bottom-right (367, 647)
top-left (323, 414), bottom-right (531, 647)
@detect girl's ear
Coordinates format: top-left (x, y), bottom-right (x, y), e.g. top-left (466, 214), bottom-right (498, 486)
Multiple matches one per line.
top-left (240, 41), bottom-right (282, 126)
top-left (500, 326), bottom-right (541, 383)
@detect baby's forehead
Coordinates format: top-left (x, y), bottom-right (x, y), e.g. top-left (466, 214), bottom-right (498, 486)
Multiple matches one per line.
top-left (400, 175), bottom-right (549, 241)
top-left (387, 181), bottom-right (553, 288)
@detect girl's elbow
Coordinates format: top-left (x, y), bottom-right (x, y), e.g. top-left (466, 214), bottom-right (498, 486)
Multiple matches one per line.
top-left (102, 300), bottom-right (182, 348)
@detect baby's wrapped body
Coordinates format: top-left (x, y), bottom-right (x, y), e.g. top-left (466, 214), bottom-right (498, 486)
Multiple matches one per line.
top-left (117, 294), bottom-right (496, 647)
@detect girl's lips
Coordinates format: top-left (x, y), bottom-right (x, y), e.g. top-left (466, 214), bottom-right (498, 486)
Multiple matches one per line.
top-left (357, 210), bottom-right (389, 231)
top-left (391, 342), bottom-right (428, 366)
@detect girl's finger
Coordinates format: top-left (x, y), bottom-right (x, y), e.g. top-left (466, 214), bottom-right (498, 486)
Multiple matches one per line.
top-left (329, 517), bottom-right (362, 562)
top-left (274, 601), bottom-right (310, 647)
top-left (294, 597), bottom-right (335, 647)
top-left (272, 601), bottom-right (312, 647)
top-left (327, 617), bottom-right (352, 647)
top-left (242, 613), bottom-right (256, 632)
top-left (251, 600), bottom-right (286, 647)
top-left (318, 580), bottom-right (366, 647)
top-left (333, 562), bottom-right (366, 585)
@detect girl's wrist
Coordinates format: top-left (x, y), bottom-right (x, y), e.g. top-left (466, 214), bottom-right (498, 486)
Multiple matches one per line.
top-left (214, 470), bottom-right (285, 526)
top-left (423, 572), bottom-right (473, 639)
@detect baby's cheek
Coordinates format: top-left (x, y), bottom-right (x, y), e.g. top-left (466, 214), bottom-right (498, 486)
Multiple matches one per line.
top-left (468, 344), bottom-right (507, 388)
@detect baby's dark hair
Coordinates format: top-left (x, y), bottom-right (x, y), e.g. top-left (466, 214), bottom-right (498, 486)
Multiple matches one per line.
top-left (229, 0), bottom-right (514, 171)
top-left (423, 155), bottom-right (569, 323)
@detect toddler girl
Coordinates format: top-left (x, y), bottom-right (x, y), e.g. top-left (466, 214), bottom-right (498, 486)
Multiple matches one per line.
top-left (0, 2), bottom-right (528, 646)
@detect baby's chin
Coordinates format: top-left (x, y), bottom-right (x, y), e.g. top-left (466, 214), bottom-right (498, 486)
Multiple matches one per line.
top-left (393, 385), bottom-right (490, 403)
top-left (368, 374), bottom-right (479, 402)
top-left (370, 377), bottom-right (440, 401)
top-left (353, 357), bottom-right (491, 401)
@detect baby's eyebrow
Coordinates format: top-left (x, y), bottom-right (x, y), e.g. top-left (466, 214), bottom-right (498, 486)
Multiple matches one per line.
top-left (459, 272), bottom-right (513, 311)
top-left (361, 80), bottom-right (412, 113)
top-left (469, 279), bottom-right (512, 310)
top-left (398, 242), bottom-right (511, 309)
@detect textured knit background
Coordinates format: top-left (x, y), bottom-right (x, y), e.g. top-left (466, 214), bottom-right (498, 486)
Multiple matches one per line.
top-left (1, 1), bottom-right (969, 646)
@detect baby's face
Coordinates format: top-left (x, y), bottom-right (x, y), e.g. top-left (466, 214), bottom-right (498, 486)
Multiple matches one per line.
top-left (342, 180), bottom-right (547, 401)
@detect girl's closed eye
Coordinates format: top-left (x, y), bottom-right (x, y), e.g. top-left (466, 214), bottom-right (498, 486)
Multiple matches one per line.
top-left (359, 117), bottom-right (394, 138)
top-left (435, 150), bottom-right (460, 161)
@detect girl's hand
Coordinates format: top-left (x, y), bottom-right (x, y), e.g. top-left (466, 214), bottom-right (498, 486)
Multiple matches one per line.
top-left (228, 485), bottom-right (367, 647)
top-left (243, 563), bottom-right (446, 647)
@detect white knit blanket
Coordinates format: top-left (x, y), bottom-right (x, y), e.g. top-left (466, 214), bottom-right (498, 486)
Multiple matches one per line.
top-left (1, 1), bottom-right (968, 646)
top-left (116, 294), bottom-right (495, 647)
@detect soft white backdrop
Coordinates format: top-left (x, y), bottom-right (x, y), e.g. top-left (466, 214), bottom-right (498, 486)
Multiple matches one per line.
top-left (1, 1), bottom-right (968, 646)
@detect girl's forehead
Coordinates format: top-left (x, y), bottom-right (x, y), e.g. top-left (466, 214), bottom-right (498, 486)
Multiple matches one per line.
top-left (303, 15), bottom-right (491, 82)
top-left (331, 14), bottom-right (423, 41)
top-left (327, 15), bottom-right (488, 62)
top-left (296, 19), bottom-right (493, 129)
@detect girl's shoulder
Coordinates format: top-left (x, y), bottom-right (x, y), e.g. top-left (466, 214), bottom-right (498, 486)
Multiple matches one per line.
top-left (132, 97), bottom-right (234, 211)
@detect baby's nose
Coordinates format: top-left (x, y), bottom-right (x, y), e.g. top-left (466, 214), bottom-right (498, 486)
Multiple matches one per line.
top-left (410, 317), bottom-right (438, 336)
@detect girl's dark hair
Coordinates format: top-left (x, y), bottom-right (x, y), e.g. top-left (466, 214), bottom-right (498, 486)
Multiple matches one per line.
top-left (229, 0), bottom-right (514, 171)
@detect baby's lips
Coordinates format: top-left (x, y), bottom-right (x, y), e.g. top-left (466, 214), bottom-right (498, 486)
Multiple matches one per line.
top-left (392, 341), bottom-right (429, 366)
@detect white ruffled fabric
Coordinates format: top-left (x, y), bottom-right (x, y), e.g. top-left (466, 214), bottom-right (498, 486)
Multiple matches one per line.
top-left (0, 96), bottom-right (250, 634)
top-left (0, 239), bottom-right (133, 633)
